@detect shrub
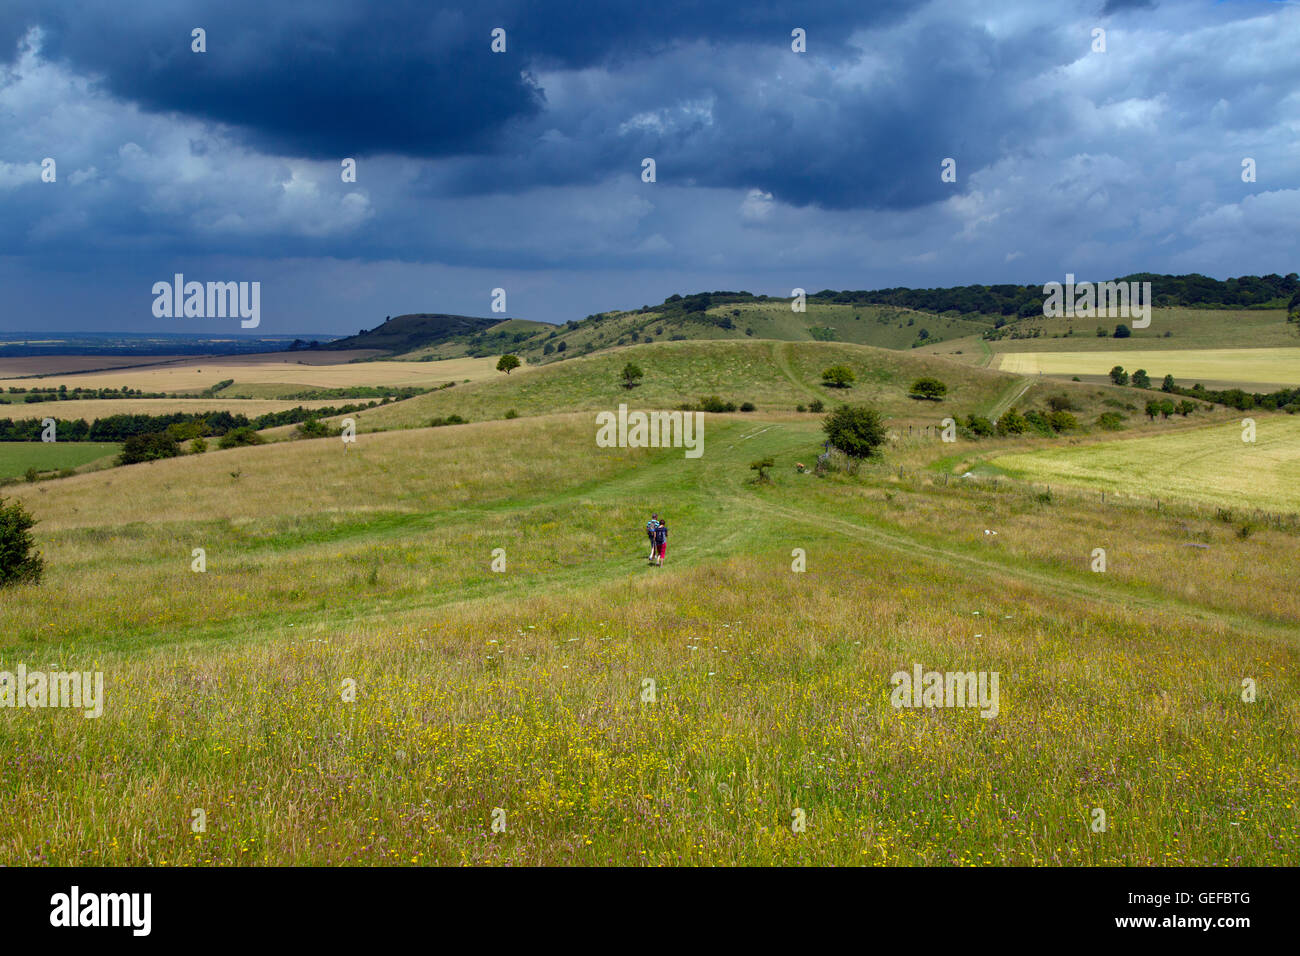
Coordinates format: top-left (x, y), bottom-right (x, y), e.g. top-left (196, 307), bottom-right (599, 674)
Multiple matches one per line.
top-left (1114, 323), bottom-right (1132, 338)
top-left (996, 408), bottom-right (1027, 435)
top-left (23, 467), bottom-right (39, 483)
top-left (749, 456), bottom-right (775, 482)
top-left (1162, 374), bottom-right (1176, 392)
top-left (1045, 393), bottom-right (1078, 412)
top-left (1047, 410), bottom-right (1077, 432)
top-left (808, 399), bottom-right (824, 413)
top-left (1023, 410), bottom-right (1054, 435)
top-left (1109, 366), bottom-right (1128, 386)
top-left (1096, 411), bottom-right (1126, 430)
top-left (1131, 369), bottom-right (1151, 389)
top-left (822, 404), bottom-right (888, 459)
top-left (430, 415), bottom-right (468, 427)
top-left (909, 377), bottom-right (947, 401)
top-left (0, 497), bottom-right (43, 586)
top-left (119, 431), bottom-right (181, 464)
top-left (739, 401), bottom-right (756, 412)
top-left (295, 418), bottom-right (331, 439)
top-left (191, 436), bottom-right (208, 453)
top-left (821, 365), bottom-right (856, 388)
top-left (964, 414), bottom-right (995, 437)
top-left (796, 404), bottom-right (807, 413)
top-left (504, 409), bottom-right (519, 419)
top-left (695, 395), bottom-right (737, 413)
top-left (218, 427), bottom-right (267, 449)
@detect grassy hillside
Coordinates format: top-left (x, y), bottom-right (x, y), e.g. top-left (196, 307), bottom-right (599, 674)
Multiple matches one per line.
top-left (321, 314), bottom-right (504, 353)
top-left (322, 340), bottom-right (1020, 431)
top-left (2, 411), bottom-right (1296, 864)
top-left (517, 300), bottom-right (989, 361)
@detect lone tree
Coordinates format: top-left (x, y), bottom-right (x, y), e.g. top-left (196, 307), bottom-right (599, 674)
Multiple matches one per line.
top-left (1162, 374), bottom-right (1176, 392)
top-left (749, 456), bottom-right (775, 483)
top-left (822, 403), bottom-right (888, 460)
top-left (621, 362), bottom-right (644, 389)
top-left (821, 365), bottom-right (856, 389)
top-left (497, 354), bottom-right (521, 375)
top-left (1109, 365), bottom-right (1129, 386)
top-left (908, 377), bottom-right (947, 401)
top-left (1114, 323), bottom-right (1132, 338)
top-left (1131, 368), bottom-right (1151, 389)
top-left (0, 496), bottom-right (43, 587)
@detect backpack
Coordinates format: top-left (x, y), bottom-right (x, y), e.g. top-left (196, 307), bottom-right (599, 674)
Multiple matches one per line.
top-left (655, 524), bottom-right (668, 544)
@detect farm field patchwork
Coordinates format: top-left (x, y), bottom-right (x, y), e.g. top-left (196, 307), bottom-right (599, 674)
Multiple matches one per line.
top-left (0, 353), bottom-right (499, 394)
top-left (0, 355), bottom-right (196, 377)
top-left (0, 397), bottom-right (348, 420)
top-left (995, 347), bottom-right (1300, 390)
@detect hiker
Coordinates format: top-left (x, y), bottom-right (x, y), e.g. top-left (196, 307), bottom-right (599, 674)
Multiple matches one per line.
top-left (653, 518), bottom-right (668, 566)
top-left (646, 514), bottom-right (659, 562)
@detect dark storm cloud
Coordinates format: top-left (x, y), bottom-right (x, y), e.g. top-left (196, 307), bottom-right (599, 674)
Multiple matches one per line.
top-left (1, 0), bottom-right (914, 163)
top-left (1101, 0), bottom-right (1156, 13)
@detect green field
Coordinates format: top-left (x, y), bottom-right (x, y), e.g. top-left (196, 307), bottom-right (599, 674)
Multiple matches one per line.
top-left (0, 441), bottom-right (121, 480)
top-left (990, 416), bottom-right (1300, 514)
top-left (2, 386), bottom-right (1297, 864)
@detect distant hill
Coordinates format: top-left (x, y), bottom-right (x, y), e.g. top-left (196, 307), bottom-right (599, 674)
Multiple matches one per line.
top-left (321, 314), bottom-right (517, 354)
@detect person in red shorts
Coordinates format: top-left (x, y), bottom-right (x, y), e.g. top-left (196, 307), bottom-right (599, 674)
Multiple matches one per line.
top-left (653, 519), bottom-right (668, 566)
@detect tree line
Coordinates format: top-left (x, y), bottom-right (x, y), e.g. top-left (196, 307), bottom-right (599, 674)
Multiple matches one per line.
top-left (0, 402), bottom-right (378, 442)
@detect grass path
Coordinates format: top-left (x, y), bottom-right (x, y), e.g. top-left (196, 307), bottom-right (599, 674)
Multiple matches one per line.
top-left (983, 374), bottom-right (1035, 421)
top-left (771, 342), bottom-right (826, 402)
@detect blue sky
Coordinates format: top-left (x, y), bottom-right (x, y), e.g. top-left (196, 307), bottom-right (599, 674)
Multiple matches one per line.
top-left (1, 0), bottom-right (1296, 334)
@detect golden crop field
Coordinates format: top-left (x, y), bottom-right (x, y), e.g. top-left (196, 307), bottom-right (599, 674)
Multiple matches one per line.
top-left (991, 415), bottom-right (1300, 513)
top-left (996, 348), bottom-right (1300, 390)
top-left (0, 352), bottom-right (506, 394)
